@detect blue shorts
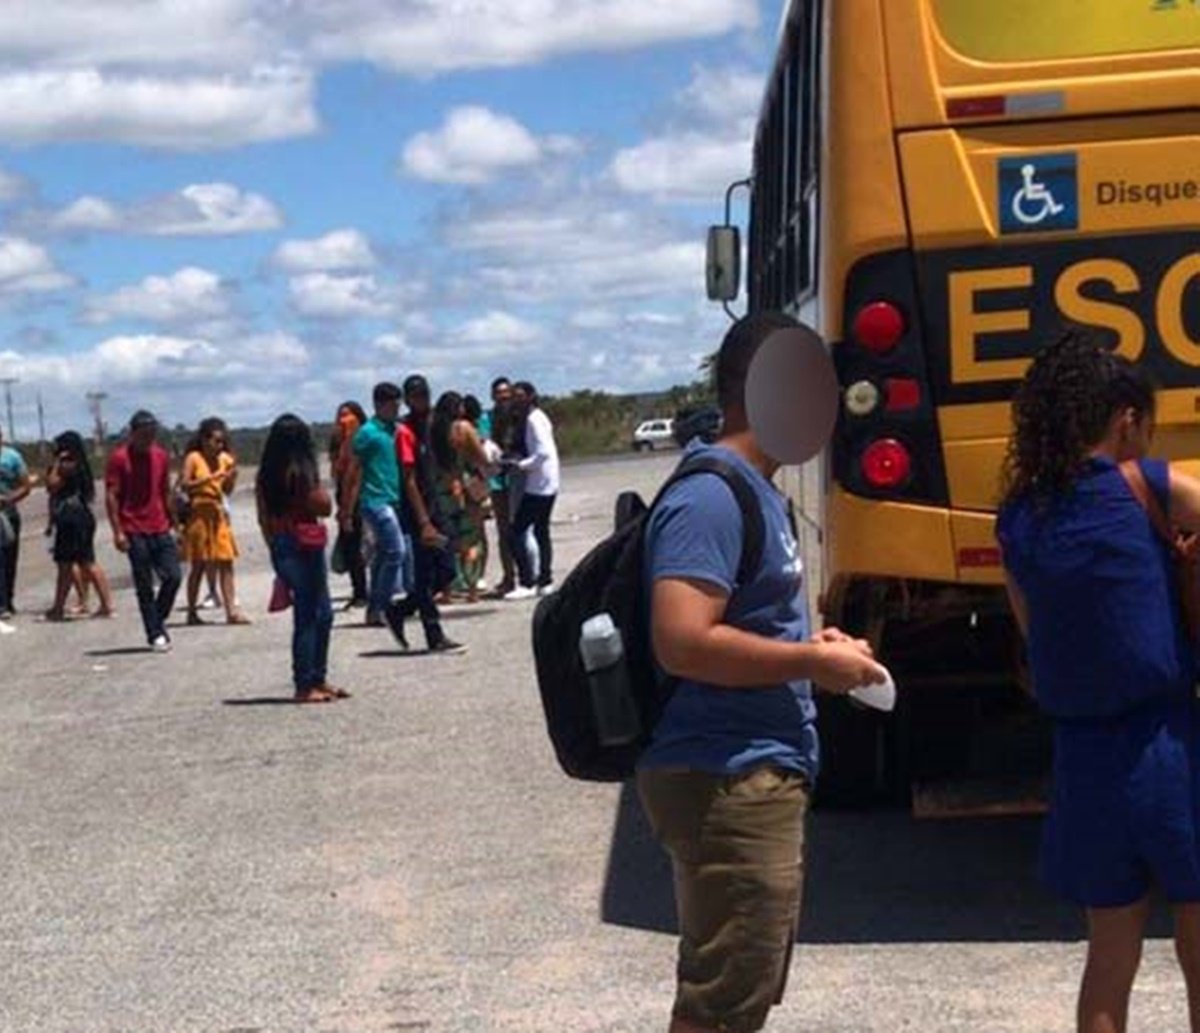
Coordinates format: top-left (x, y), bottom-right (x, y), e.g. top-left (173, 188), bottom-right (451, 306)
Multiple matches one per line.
top-left (1043, 696), bottom-right (1200, 908)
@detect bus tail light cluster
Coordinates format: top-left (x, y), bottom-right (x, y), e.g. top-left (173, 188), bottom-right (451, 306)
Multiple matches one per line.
top-left (833, 251), bottom-right (949, 507)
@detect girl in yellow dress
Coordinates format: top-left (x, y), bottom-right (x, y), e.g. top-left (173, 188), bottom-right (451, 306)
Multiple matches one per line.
top-left (181, 417), bottom-right (250, 625)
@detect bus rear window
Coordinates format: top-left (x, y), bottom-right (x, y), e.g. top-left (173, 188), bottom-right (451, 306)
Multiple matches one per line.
top-left (932, 0), bottom-right (1199, 63)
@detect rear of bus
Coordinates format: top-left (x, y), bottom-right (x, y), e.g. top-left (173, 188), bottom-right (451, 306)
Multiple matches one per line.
top-left (764, 0), bottom-right (1199, 809)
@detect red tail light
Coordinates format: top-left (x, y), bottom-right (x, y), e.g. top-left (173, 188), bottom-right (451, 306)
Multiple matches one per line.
top-left (852, 301), bottom-right (905, 355)
top-left (861, 439), bottom-right (912, 489)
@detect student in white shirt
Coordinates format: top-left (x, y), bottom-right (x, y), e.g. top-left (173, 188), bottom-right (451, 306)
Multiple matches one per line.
top-left (505, 381), bottom-right (559, 600)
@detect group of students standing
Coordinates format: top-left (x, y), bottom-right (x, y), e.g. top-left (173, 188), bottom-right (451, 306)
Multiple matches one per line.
top-left (258, 372), bottom-right (559, 703)
top-left (0, 412), bottom-right (248, 642)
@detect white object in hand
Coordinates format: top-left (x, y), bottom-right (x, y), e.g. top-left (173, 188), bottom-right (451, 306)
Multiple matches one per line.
top-left (849, 666), bottom-right (896, 712)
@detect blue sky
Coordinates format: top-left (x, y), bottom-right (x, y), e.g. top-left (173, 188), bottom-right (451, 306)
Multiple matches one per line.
top-left (0, 0), bottom-right (786, 436)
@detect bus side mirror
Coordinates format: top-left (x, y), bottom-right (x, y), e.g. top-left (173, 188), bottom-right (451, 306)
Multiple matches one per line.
top-left (706, 225), bottom-right (741, 302)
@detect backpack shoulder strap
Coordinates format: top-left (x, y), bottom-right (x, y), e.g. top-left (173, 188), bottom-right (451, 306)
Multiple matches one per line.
top-left (649, 455), bottom-right (767, 586)
top-left (1119, 460), bottom-right (1173, 547)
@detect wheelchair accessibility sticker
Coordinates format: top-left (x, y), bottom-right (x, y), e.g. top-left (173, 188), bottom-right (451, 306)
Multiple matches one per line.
top-left (998, 154), bottom-right (1079, 235)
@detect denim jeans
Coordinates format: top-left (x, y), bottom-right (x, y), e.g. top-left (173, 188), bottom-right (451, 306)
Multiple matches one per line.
top-left (271, 535), bottom-right (333, 693)
top-left (362, 503), bottom-right (410, 616)
top-left (0, 506), bottom-right (20, 614)
top-left (127, 532), bottom-right (182, 643)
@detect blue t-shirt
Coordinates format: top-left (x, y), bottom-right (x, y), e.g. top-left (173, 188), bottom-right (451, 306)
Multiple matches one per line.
top-left (352, 417), bottom-right (401, 510)
top-left (997, 456), bottom-right (1193, 720)
top-left (638, 442), bottom-right (818, 779)
top-left (0, 445), bottom-right (27, 506)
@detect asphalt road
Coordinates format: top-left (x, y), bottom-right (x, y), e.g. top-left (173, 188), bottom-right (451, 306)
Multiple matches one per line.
top-left (0, 452), bottom-right (1193, 1032)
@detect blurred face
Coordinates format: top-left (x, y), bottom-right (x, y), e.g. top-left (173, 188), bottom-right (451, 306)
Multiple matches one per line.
top-left (406, 389), bottom-right (430, 418)
top-left (130, 424), bottom-right (156, 451)
top-left (377, 397), bottom-right (400, 423)
top-left (492, 381), bottom-right (512, 405)
top-left (513, 386), bottom-right (530, 412)
top-left (205, 429), bottom-right (227, 455)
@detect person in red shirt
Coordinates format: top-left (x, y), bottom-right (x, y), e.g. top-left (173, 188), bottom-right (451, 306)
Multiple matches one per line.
top-left (104, 410), bottom-right (181, 652)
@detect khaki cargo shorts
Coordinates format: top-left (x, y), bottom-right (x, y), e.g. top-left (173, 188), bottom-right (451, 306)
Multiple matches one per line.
top-left (637, 765), bottom-right (810, 1033)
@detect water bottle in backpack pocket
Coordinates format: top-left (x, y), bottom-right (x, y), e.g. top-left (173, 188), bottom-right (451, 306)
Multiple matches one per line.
top-left (579, 613), bottom-right (641, 746)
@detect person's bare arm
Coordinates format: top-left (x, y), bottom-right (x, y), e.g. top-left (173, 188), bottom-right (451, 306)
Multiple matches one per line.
top-left (652, 577), bottom-right (885, 693)
top-left (105, 481), bottom-right (128, 552)
top-left (255, 485), bottom-right (271, 546)
top-left (179, 453), bottom-right (223, 491)
top-left (1169, 469), bottom-right (1200, 535)
top-left (339, 457), bottom-right (362, 530)
top-left (3, 466), bottom-right (32, 507)
top-left (455, 421), bottom-right (492, 471)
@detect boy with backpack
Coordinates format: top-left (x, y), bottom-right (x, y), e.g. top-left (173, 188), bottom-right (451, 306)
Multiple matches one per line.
top-left (636, 313), bottom-right (883, 1033)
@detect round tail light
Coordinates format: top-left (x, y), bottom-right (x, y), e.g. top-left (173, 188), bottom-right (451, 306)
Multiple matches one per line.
top-left (853, 301), bottom-right (905, 355)
top-left (862, 439), bottom-right (912, 489)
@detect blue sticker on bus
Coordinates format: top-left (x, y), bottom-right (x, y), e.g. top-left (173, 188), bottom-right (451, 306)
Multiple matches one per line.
top-left (998, 154), bottom-right (1079, 235)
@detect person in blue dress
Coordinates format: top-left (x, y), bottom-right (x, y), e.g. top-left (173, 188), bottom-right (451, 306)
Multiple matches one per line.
top-left (997, 329), bottom-right (1200, 1033)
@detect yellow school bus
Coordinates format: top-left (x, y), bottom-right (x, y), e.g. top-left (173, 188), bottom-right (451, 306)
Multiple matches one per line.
top-left (712, 0), bottom-right (1200, 809)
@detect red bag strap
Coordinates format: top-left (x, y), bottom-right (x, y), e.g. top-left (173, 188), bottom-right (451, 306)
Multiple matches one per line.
top-left (1119, 460), bottom-right (1174, 548)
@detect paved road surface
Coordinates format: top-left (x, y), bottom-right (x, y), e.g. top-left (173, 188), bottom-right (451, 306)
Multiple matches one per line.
top-left (1, 453), bottom-right (1191, 1031)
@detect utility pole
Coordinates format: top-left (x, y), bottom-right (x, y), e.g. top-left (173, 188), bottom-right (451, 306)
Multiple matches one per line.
top-left (0, 377), bottom-right (17, 443)
top-left (86, 391), bottom-right (108, 459)
top-left (36, 391), bottom-right (47, 463)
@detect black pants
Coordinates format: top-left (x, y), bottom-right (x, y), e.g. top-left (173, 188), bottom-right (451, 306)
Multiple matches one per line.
top-left (397, 541), bottom-right (450, 649)
top-left (0, 507), bottom-right (20, 614)
top-left (490, 489), bottom-right (516, 590)
top-left (127, 532), bottom-right (182, 643)
top-left (511, 494), bottom-right (556, 588)
top-left (342, 514), bottom-right (368, 604)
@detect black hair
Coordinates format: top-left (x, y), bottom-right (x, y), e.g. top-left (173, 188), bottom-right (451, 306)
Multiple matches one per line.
top-left (513, 380), bottom-right (537, 406)
top-left (129, 409), bottom-right (157, 431)
top-left (1002, 328), bottom-right (1156, 506)
top-left (431, 391), bottom-right (463, 471)
top-left (330, 400), bottom-right (368, 459)
top-left (338, 400), bottom-right (367, 425)
top-left (490, 376), bottom-right (511, 395)
top-left (490, 398), bottom-right (520, 452)
top-left (186, 416), bottom-right (228, 456)
top-left (403, 374), bottom-right (430, 398)
top-left (715, 311), bottom-right (799, 413)
top-left (463, 394), bottom-right (483, 423)
top-left (52, 430), bottom-right (95, 504)
top-left (257, 414), bottom-right (319, 518)
top-left (373, 382), bottom-right (402, 407)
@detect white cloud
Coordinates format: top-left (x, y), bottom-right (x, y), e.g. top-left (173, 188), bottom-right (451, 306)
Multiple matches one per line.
top-left (307, 0), bottom-right (758, 74)
top-left (289, 272), bottom-right (392, 320)
top-left (273, 229), bottom-right (377, 272)
top-left (42, 183), bottom-right (283, 237)
top-left (446, 201), bottom-right (706, 302)
top-left (610, 64), bottom-right (763, 203)
top-left (85, 267), bottom-right (232, 326)
top-left (0, 67), bottom-right (317, 150)
top-left (402, 106), bottom-right (574, 185)
top-left (0, 236), bottom-right (73, 295)
top-left (456, 311), bottom-right (543, 347)
top-left (50, 196), bottom-right (122, 233)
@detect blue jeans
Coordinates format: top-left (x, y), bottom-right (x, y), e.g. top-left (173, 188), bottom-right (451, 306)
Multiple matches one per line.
top-left (271, 535), bottom-right (333, 693)
top-left (362, 503), bottom-right (410, 616)
top-left (127, 531), bottom-right (182, 643)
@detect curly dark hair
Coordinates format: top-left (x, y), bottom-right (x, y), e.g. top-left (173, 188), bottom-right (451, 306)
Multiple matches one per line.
top-left (1001, 329), bottom-right (1155, 507)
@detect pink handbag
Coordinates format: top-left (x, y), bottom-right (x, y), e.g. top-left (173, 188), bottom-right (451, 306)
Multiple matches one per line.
top-left (268, 577), bottom-right (293, 613)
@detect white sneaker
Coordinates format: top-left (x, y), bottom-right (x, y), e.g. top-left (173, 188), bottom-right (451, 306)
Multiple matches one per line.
top-left (151, 635), bottom-right (172, 653)
top-left (198, 595), bottom-right (219, 611)
top-left (0, 620), bottom-right (15, 635)
top-left (536, 583), bottom-right (555, 597)
top-left (503, 586), bottom-right (537, 601)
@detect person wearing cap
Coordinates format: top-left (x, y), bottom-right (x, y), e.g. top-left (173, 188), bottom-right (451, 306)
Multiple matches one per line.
top-left (345, 382), bottom-right (410, 649)
top-left (0, 423), bottom-right (32, 622)
top-left (104, 411), bottom-right (182, 652)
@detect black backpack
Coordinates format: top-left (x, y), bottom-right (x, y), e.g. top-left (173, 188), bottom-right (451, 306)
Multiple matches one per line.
top-left (531, 455), bottom-right (766, 781)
